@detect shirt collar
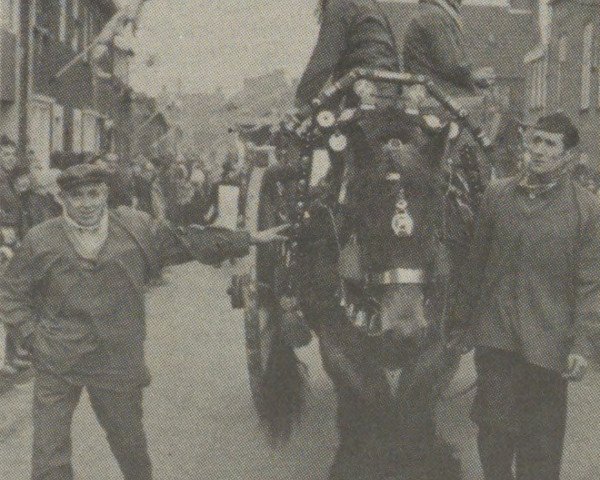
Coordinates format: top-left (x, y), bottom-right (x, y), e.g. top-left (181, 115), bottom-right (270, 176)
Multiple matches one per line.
top-left (517, 163), bottom-right (573, 197)
top-left (63, 210), bottom-right (108, 234)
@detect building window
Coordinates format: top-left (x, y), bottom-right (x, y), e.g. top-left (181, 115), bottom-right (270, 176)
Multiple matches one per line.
top-left (557, 36), bottom-right (568, 105)
top-left (527, 64), bottom-right (535, 109)
top-left (72, 108), bottom-right (83, 153)
top-left (581, 23), bottom-right (594, 110)
top-left (528, 55), bottom-right (548, 110)
top-left (52, 105), bottom-right (64, 153)
top-left (59, 0), bottom-right (67, 42)
top-left (82, 112), bottom-right (100, 153)
top-left (28, 98), bottom-right (55, 168)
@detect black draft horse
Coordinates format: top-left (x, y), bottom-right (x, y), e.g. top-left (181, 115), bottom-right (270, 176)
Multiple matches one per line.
top-left (236, 70), bottom-right (492, 479)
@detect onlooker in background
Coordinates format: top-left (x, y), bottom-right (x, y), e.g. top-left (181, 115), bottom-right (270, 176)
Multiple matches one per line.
top-left (26, 151), bottom-right (62, 228)
top-left (151, 155), bottom-right (173, 221)
top-left (96, 152), bottom-right (134, 208)
top-left (171, 161), bottom-right (212, 226)
top-left (162, 158), bottom-right (199, 226)
top-left (133, 158), bottom-right (156, 214)
top-left (0, 136), bottom-right (23, 238)
top-left (0, 135), bottom-right (30, 377)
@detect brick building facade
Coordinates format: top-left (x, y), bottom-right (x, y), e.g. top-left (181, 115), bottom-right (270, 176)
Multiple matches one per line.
top-left (0, 0), bottom-right (20, 143)
top-left (525, 0), bottom-right (600, 166)
top-left (1, 0), bottom-right (134, 167)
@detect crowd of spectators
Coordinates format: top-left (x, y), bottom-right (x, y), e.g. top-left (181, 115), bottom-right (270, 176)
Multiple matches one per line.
top-left (0, 133), bottom-right (222, 379)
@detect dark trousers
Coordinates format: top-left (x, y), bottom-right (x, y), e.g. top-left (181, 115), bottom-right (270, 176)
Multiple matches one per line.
top-left (472, 347), bottom-right (568, 480)
top-left (32, 370), bottom-right (152, 480)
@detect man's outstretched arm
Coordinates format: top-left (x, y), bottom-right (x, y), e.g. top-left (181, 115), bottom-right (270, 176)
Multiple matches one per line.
top-left (155, 219), bottom-right (288, 268)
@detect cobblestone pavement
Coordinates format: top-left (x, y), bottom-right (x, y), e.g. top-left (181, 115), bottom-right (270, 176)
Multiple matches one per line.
top-left (1, 262), bottom-right (599, 479)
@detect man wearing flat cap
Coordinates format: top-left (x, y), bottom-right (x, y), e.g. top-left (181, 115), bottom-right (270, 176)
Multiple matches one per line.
top-left (463, 113), bottom-right (600, 480)
top-left (0, 163), bottom-right (287, 480)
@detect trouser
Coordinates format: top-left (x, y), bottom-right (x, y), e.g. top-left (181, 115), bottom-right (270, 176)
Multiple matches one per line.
top-left (32, 370), bottom-right (152, 480)
top-left (472, 347), bottom-right (568, 480)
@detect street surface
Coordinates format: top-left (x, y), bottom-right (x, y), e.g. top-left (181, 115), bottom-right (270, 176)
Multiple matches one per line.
top-left (1, 262), bottom-right (600, 479)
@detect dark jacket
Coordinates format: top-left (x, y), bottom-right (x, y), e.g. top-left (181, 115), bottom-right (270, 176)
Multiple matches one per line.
top-left (0, 168), bottom-right (22, 233)
top-left (466, 177), bottom-right (600, 372)
top-left (403, 0), bottom-right (477, 96)
top-left (296, 0), bottom-right (400, 106)
top-left (0, 208), bottom-right (251, 389)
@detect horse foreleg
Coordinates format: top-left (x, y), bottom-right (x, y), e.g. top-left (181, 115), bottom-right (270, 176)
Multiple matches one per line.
top-left (317, 320), bottom-right (395, 480)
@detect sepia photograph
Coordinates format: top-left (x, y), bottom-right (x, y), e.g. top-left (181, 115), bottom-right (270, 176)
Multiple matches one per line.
top-left (0, 0), bottom-right (599, 479)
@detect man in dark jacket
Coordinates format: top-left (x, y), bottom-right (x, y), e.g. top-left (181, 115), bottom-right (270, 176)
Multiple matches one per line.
top-left (465, 113), bottom-right (599, 480)
top-left (0, 163), bottom-right (287, 480)
top-left (403, 0), bottom-right (489, 96)
top-left (296, 0), bottom-right (400, 107)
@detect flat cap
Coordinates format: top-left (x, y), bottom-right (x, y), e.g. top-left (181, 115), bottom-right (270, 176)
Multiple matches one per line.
top-left (518, 112), bottom-right (580, 150)
top-left (57, 163), bottom-right (111, 191)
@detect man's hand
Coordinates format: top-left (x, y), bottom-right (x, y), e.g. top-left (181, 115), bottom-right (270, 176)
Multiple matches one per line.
top-left (563, 354), bottom-right (589, 382)
top-left (250, 224), bottom-right (290, 245)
